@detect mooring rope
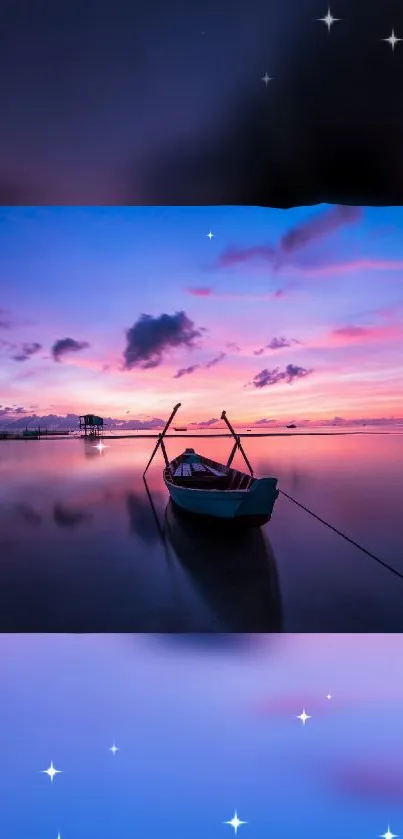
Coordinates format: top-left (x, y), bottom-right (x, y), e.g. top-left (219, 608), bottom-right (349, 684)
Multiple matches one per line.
top-left (279, 488), bottom-right (403, 581)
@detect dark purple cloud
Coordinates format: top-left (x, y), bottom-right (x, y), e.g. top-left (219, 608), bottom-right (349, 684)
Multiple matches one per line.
top-left (215, 206), bottom-right (362, 274)
top-left (280, 205), bottom-right (362, 255)
top-left (196, 418), bottom-right (219, 428)
top-left (123, 311), bottom-right (203, 371)
top-left (251, 369), bottom-right (281, 388)
top-left (250, 363), bottom-right (313, 389)
top-left (1, 410), bottom-right (401, 433)
top-left (268, 336), bottom-right (292, 350)
top-left (114, 417), bottom-right (166, 430)
top-left (253, 336), bottom-right (299, 356)
top-left (0, 411), bottom-right (168, 431)
top-left (51, 337), bottom-right (90, 362)
top-left (0, 405), bottom-right (26, 417)
top-left (0, 411), bottom-right (77, 428)
top-left (173, 364), bottom-right (200, 379)
top-left (217, 244), bottom-right (276, 269)
top-left (12, 342), bottom-right (42, 362)
top-left (205, 351), bottom-right (226, 368)
top-left (331, 325), bottom-right (369, 338)
top-left (174, 350), bottom-right (226, 377)
top-left (226, 342), bottom-right (241, 352)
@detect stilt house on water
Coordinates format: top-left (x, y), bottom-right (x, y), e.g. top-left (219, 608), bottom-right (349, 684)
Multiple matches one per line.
top-left (79, 414), bottom-right (104, 437)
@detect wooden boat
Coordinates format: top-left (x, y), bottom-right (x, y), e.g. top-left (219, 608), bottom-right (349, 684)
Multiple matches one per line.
top-left (174, 426), bottom-right (188, 431)
top-left (286, 423), bottom-right (296, 429)
top-left (143, 404), bottom-right (279, 527)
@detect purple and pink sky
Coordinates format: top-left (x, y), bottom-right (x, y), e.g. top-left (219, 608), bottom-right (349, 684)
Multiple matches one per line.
top-left (1, 204), bottom-right (403, 426)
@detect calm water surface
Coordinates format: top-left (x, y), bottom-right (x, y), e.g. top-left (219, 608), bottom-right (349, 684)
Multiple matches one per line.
top-left (0, 433), bottom-right (402, 631)
top-left (0, 632), bottom-right (402, 838)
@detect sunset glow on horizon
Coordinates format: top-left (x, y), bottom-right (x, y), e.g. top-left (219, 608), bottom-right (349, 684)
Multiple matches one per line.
top-left (1, 204), bottom-right (403, 427)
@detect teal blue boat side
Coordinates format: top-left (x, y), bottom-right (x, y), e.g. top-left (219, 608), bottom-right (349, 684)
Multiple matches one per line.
top-left (165, 477), bottom-right (279, 521)
top-left (237, 478), bottom-right (279, 518)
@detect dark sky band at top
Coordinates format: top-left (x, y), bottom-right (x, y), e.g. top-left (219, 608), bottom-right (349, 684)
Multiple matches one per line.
top-left (1, 0), bottom-right (403, 207)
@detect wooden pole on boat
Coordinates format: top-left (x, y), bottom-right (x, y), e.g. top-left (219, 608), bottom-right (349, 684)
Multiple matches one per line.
top-left (226, 438), bottom-right (238, 469)
top-left (160, 438), bottom-right (169, 468)
top-left (221, 410), bottom-right (254, 477)
top-left (143, 402), bottom-right (181, 477)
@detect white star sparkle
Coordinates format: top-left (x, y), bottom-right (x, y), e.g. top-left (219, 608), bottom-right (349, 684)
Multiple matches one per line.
top-left (261, 72), bottom-right (273, 86)
top-left (318, 8), bottom-right (340, 31)
top-left (380, 828), bottom-right (398, 839)
top-left (206, 231), bottom-right (215, 240)
top-left (224, 811), bottom-right (247, 834)
top-left (93, 441), bottom-right (108, 453)
top-left (382, 29), bottom-right (402, 51)
top-left (109, 743), bottom-right (119, 755)
top-left (327, 694), bottom-right (332, 699)
top-left (297, 709), bottom-right (311, 725)
top-left (41, 761), bottom-right (62, 782)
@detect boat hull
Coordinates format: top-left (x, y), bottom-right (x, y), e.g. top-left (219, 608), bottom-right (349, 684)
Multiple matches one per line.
top-left (164, 476), bottom-right (279, 527)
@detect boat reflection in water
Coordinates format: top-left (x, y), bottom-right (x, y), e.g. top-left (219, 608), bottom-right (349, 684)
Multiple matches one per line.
top-left (163, 500), bottom-right (282, 632)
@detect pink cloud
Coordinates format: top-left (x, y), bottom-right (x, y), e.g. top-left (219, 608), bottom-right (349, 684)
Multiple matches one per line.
top-left (375, 303), bottom-right (403, 319)
top-left (332, 326), bottom-right (373, 339)
top-left (186, 287), bottom-right (213, 297)
top-left (297, 258), bottom-right (403, 277)
top-left (328, 322), bottom-right (403, 345)
top-left (186, 289), bottom-right (288, 301)
top-left (52, 355), bottom-right (111, 372)
top-left (214, 245), bottom-right (403, 279)
top-left (250, 694), bottom-right (338, 717)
